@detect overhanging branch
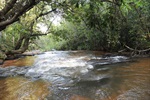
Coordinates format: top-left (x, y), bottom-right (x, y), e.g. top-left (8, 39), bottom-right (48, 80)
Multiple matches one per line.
top-left (39, 9), bottom-right (56, 17)
top-left (0, 0), bottom-right (17, 16)
top-left (0, 0), bottom-right (41, 31)
top-left (0, 13), bottom-right (18, 27)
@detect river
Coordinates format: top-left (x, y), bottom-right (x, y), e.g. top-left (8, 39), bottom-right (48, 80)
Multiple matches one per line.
top-left (0, 51), bottom-right (150, 100)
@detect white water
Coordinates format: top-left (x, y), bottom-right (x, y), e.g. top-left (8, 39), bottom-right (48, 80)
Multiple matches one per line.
top-left (1, 51), bottom-right (150, 100)
top-left (0, 51), bottom-right (128, 86)
top-left (24, 51), bottom-right (128, 86)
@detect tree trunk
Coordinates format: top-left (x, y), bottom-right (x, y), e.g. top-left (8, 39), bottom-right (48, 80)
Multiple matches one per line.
top-left (6, 37), bottom-right (30, 55)
top-left (0, 0), bottom-right (40, 31)
top-left (15, 35), bottom-right (25, 50)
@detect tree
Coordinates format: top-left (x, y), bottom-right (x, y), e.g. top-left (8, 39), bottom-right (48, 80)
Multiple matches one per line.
top-left (45, 0), bottom-right (150, 53)
top-left (0, 0), bottom-right (44, 31)
top-left (0, 0), bottom-right (117, 31)
top-left (0, 0), bottom-right (150, 58)
top-left (0, 1), bottom-right (55, 59)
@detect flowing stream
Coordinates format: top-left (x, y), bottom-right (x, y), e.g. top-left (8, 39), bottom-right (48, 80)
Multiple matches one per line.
top-left (0, 51), bottom-right (150, 100)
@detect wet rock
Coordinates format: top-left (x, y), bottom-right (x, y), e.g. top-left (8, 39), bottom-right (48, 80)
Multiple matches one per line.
top-left (0, 66), bottom-right (29, 77)
top-left (89, 56), bottom-right (129, 66)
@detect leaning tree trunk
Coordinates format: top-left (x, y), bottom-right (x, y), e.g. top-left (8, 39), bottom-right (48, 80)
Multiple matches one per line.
top-left (15, 35), bottom-right (25, 50)
top-left (0, 0), bottom-right (40, 31)
top-left (5, 36), bottom-right (30, 59)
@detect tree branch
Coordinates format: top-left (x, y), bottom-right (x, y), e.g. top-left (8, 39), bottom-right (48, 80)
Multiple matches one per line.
top-left (6, 37), bottom-right (30, 55)
top-left (30, 34), bottom-right (48, 37)
top-left (124, 45), bottom-right (150, 52)
top-left (0, 0), bottom-right (41, 31)
top-left (0, 13), bottom-right (18, 27)
top-left (39, 9), bottom-right (56, 17)
top-left (0, 0), bottom-right (17, 16)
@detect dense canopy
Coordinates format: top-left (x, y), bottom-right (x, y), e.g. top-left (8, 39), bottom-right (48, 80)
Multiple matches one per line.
top-left (0, 0), bottom-right (150, 60)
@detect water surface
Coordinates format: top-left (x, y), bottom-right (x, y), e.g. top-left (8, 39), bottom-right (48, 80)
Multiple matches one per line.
top-left (0, 51), bottom-right (149, 100)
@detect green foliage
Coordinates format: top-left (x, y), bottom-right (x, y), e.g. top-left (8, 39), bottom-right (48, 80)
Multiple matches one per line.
top-left (0, 51), bottom-right (6, 59)
top-left (1, 0), bottom-right (150, 53)
top-left (0, 23), bottom-right (22, 51)
top-left (0, 2), bottom-right (49, 53)
top-left (46, 0), bottom-right (150, 51)
top-left (35, 34), bottom-right (66, 51)
top-left (119, 0), bottom-right (150, 49)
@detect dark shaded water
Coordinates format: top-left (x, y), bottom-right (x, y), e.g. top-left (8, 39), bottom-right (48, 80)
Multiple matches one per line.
top-left (0, 51), bottom-right (150, 100)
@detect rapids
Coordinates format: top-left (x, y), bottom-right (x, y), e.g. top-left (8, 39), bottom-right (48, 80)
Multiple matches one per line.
top-left (0, 51), bottom-right (149, 100)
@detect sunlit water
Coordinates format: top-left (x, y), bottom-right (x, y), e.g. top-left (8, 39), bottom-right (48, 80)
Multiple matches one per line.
top-left (0, 51), bottom-right (150, 100)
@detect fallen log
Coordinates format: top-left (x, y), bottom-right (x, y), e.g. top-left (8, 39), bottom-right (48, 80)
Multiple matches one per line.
top-left (124, 45), bottom-right (150, 52)
top-left (124, 45), bottom-right (150, 57)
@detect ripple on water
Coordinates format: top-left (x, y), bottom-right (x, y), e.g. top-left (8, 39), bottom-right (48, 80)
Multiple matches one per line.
top-left (0, 76), bottom-right (50, 100)
top-left (0, 51), bottom-right (149, 100)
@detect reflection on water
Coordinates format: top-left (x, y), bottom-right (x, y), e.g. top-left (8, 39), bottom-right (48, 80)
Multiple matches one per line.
top-left (110, 58), bottom-right (150, 100)
top-left (0, 51), bottom-right (150, 100)
top-left (93, 58), bottom-right (150, 100)
top-left (0, 77), bottom-right (50, 100)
